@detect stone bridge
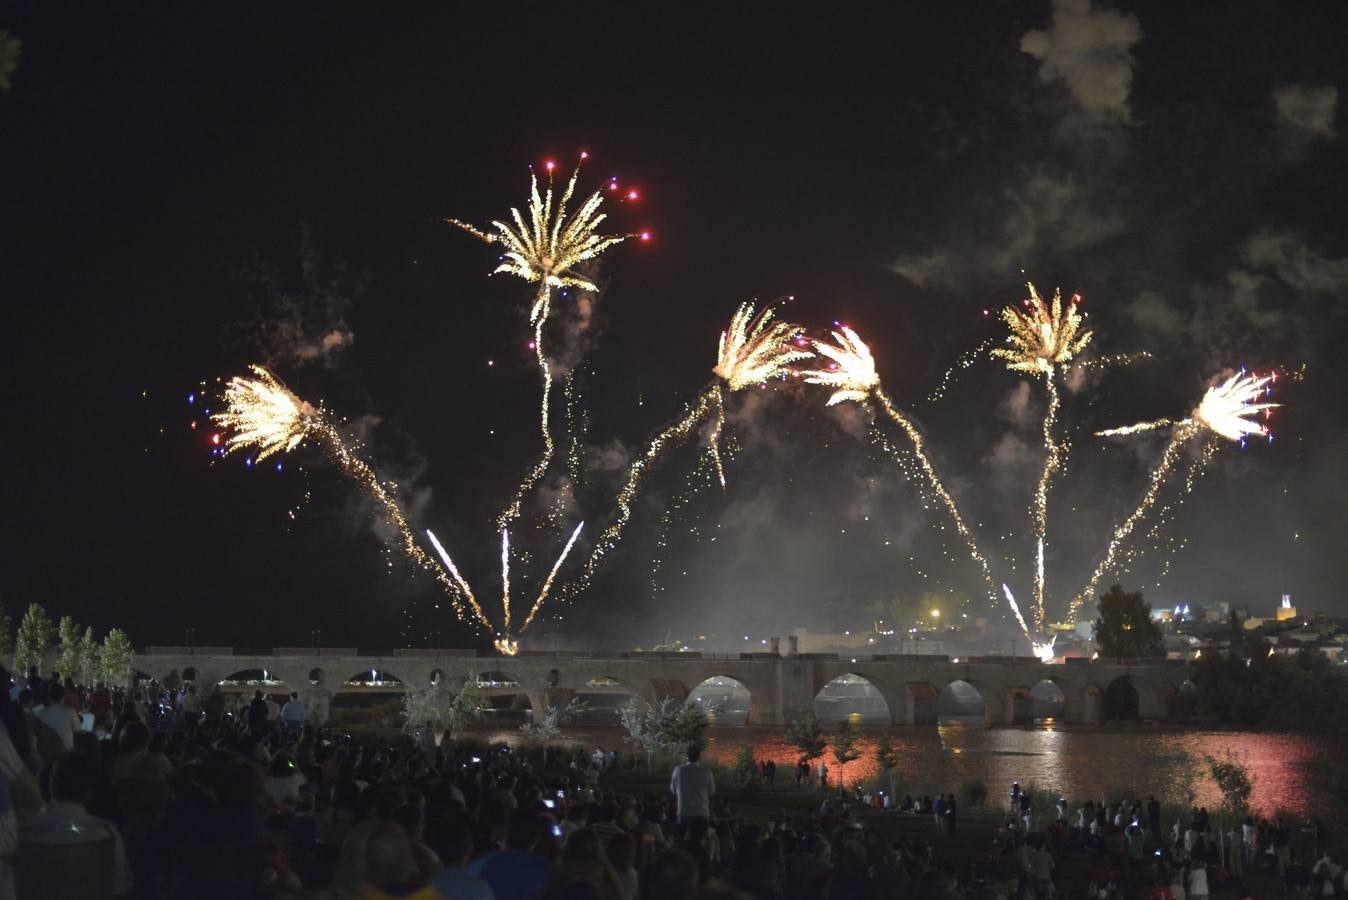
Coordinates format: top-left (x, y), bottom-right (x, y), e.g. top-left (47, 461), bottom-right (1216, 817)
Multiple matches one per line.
top-left (137, 647), bottom-right (1191, 727)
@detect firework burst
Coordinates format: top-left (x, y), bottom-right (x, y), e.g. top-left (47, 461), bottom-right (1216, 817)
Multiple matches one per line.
top-left (213, 367), bottom-right (492, 629)
top-left (450, 156), bottom-right (633, 528)
top-left (988, 283), bottom-right (1092, 631)
top-left (804, 326), bottom-right (1001, 609)
top-left (1069, 370), bottom-right (1279, 620)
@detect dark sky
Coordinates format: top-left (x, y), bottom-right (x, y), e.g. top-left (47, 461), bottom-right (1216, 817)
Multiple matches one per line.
top-left (2, 2), bottom-right (1345, 651)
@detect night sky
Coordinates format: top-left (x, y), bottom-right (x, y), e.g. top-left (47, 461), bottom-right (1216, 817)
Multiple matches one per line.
top-left (2, 3), bottom-right (1345, 651)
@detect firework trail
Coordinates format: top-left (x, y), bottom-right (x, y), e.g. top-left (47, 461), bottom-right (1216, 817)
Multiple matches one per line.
top-left (214, 367), bottom-right (492, 629)
top-left (1095, 418), bottom-right (1176, 437)
top-left (804, 326), bottom-right (1001, 608)
top-left (425, 522), bottom-right (585, 655)
top-left (1068, 371), bottom-right (1277, 620)
top-left (450, 155), bottom-right (633, 529)
top-left (990, 283), bottom-right (1093, 631)
top-left (927, 338), bottom-right (994, 403)
top-left (562, 301), bottom-right (807, 598)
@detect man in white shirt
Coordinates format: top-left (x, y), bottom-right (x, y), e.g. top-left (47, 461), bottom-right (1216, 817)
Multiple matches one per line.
top-left (669, 745), bottom-right (715, 826)
top-left (280, 692), bottom-right (307, 736)
top-left (35, 684), bottom-right (82, 753)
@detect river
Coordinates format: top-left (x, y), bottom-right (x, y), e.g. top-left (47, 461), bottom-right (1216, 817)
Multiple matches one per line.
top-left (470, 722), bottom-right (1340, 819)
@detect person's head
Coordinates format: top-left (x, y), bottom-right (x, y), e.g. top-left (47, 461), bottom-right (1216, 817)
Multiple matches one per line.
top-left (289, 691), bottom-right (298, 701)
top-left (506, 809), bottom-right (546, 852)
top-left (435, 815), bottom-right (475, 867)
top-left (119, 720), bottom-right (151, 753)
top-left (49, 682), bottom-right (65, 704)
top-left (365, 822), bottom-right (420, 889)
top-left (268, 753), bottom-right (298, 778)
top-left (646, 849), bottom-right (699, 900)
top-left (51, 751), bottom-right (100, 804)
top-left (606, 831), bottom-right (636, 870)
top-left (564, 827), bottom-right (604, 863)
top-left (17, 689), bottom-right (33, 710)
top-left (254, 690), bottom-right (263, 701)
top-left (392, 804), bottom-right (425, 842)
top-left (686, 745), bottom-right (701, 763)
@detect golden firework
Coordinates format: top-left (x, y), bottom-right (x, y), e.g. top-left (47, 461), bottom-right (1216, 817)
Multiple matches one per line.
top-left (805, 326), bottom-right (1002, 617)
top-left (714, 301), bottom-right (812, 392)
top-left (214, 366), bottom-right (318, 460)
top-left (450, 158), bottom-right (632, 528)
top-left (214, 367), bottom-right (492, 629)
top-left (988, 283), bottom-right (1091, 632)
top-left (802, 326), bottom-right (878, 406)
top-left (990, 283), bottom-right (1092, 374)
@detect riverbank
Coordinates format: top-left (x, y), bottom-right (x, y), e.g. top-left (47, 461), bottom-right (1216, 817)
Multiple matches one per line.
top-left (594, 767), bottom-right (1292, 898)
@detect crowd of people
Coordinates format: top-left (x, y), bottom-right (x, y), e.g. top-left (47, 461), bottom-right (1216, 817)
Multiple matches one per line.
top-left (0, 663), bottom-right (1342, 899)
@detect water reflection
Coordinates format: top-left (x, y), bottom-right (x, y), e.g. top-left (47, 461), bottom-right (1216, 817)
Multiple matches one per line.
top-left (481, 723), bottom-right (1335, 819)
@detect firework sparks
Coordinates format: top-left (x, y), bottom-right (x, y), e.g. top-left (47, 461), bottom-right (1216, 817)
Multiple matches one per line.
top-left (215, 368), bottom-right (491, 628)
top-left (450, 156), bottom-right (632, 528)
top-left (214, 366), bottom-right (318, 459)
top-left (425, 522), bottom-right (584, 655)
top-left (990, 283), bottom-right (1092, 374)
top-left (522, 521), bottom-right (584, 630)
top-left (802, 325), bottom-right (878, 405)
top-left (1195, 371), bottom-right (1277, 441)
top-left (805, 327), bottom-right (1001, 608)
top-left (1095, 418), bottom-right (1177, 437)
top-left (989, 283), bottom-right (1091, 632)
top-left (1069, 371), bottom-right (1279, 621)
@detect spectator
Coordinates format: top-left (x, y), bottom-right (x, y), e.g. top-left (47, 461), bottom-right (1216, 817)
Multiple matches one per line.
top-left (35, 683), bottom-right (81, 754)
top-left (263, 753), bottom-right (307, 807)
top-left (17, 751), bottom-right (133, 897)
top-left (248, 690), bottom-right (270, 733)
top-left (469, 809), bottom-right (552, 900)
top-left (429, 815), bottom-right (494, 900)
top-left (669, 746), bottom-right (715, 828)
top-left (280, 691), bottom-right (307, 736)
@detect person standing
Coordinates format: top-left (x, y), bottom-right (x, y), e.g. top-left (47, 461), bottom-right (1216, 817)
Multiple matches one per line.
top-left (248, 690), bottom-right (270, 734)
top-left (669, 746), bottom-right (715, 828)
top-left (280, 691), bottom-right (307, 737)
top-left (945, 793), bottom-right (957, 836)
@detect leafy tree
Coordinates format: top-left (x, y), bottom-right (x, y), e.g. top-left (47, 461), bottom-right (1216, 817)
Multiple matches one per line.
top-left (831, 719), bottom-right (863, 789)
top-left (56, 616), bottom-right (84, 682)
top-left (875, 733), bottom-right (902, 799)
top-left (519, 697), bottom-right (588, 767)
top-left (1092, 585), bottom-right (1164, 660)
top-left (99, 629), bottom-right (135, 688)
top-left (730, 744), bottom-right (759, 789)
top-left (14, 603), bottom-right (54, 675)
top-left (78, 627), bottom-right (99, 686)
top-left (402, 673), bottom-right (486, 740)
top-left (0, 601), bottom-right (12, 660)
top-left (667, 703), bottom-right (709, 756)
top-left (0, 31), bottom-right (20, 92)
top-left (619, 697), bottom-right (679, 771)
top-left (1206, 751), bottom-right (1254, 815)
top-left (786, 713), bottom-right (828, 765)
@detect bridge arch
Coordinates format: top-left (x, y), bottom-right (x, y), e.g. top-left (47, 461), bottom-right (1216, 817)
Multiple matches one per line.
top-left (814, 673), bottom-right (892, 725)
top-left (1102, 675), bottom-right (1140, 721)
top-left (687, 675), bottom-right (752, 726)
top-left (937, 679), bottom-right (989, 725)
top-left (1030, 679), bottom-right (1067, 724)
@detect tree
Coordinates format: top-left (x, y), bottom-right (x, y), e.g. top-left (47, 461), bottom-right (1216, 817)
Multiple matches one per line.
top-left (875, 733), bottom-right (902, 799)
top-left (786, 713), bottom-right (828, 766)
top-left (0, 31), bottom-right (20, 92)
top-left (56, 616), bottom-right (84, 682)
top-left (77, 627), bottom-right (99, 686)
top-left (619, 697), bottom-right (680, 772)
top-left (1092, 585), bottom-right (1164, 660)
top-left (831, 719), bottom-right (863, 789)
top-left (0, 601), bottom-right (12, 661)
top-left (402, 673), bottom-right (486, 740)
top-left (99, 629), bottom-right (135, 688)
top-left (1206, 751), bottom-right (1254, 815)
top-left (666, 703), bottom-right (709, 756)
top-left (730, 744), bottom-right (758, 788)
top-left (519, 697), bottom-right (588, 767)
top-left (14, 603), bottom-right (54, 675)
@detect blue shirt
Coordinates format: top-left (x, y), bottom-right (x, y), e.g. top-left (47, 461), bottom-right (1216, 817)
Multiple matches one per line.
top-left (430, 866), bottom-right (496, 900)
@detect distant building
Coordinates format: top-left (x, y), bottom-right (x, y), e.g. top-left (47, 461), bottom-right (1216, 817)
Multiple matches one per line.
top-left (1275, 594), bottom-right (1298, 622)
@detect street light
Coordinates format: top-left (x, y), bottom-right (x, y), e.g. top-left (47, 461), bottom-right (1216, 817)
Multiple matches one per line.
top-left (931, 609), bottom-right (941, 619)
